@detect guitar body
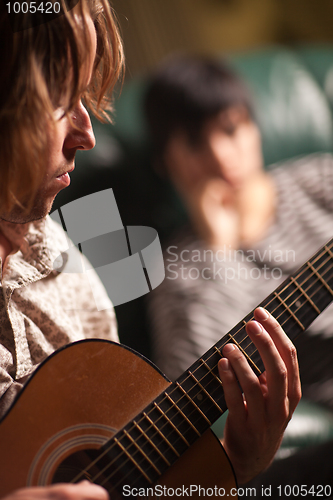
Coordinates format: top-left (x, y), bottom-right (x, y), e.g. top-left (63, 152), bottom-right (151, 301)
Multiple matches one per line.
top-left (0, 340), bottom-right (237, 497)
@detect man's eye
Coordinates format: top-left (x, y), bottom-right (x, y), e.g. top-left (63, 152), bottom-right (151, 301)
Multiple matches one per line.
top-left (53, 107), bottom-right (66, 121)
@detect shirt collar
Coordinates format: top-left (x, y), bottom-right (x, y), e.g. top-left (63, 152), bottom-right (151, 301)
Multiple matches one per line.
top-left (0, 217), bottom-right (60, 288)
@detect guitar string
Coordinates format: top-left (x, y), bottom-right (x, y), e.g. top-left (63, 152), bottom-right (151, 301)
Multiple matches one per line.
top-left (72, 243), bottom-right (333, 488)
top-left (94, 278), bottom-right (332, 484)
top-left (96, 251), bottom-right (333, 490)
top-left (189, 247), bottom-right (333, 409)
top-left (234, 250), bottom-right (333, 365)
top-left (73, 243), bottom-right (333, 488)
top-left (82, 247), bottom-right (333, 489)
top-left (97, 257), bottom-right (333, 491)
top-left (111, 255), bottom-right (333, 491)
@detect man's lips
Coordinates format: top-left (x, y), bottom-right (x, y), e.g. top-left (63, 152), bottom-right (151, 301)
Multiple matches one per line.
top-left (55, 168), bottom-right (74, 187)
top-left (56, 167), bottom-right (74, 178)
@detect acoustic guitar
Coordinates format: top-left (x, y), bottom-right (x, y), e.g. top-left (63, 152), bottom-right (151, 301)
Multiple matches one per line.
top-left (1, 239), bottom-right (333, 498)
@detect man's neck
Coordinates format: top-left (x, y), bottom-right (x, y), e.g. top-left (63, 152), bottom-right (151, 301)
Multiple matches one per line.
top-left (0, 230), bottom-right (13, 269)
top-left (0, 219), bottom-right (32, 270)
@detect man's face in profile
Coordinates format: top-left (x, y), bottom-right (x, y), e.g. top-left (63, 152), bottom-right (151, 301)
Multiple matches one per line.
top-left (1, 15), bottom-right (97, 224)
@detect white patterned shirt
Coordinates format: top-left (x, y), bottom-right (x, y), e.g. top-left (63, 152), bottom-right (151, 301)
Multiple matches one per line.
top-left (0, 216), bottom-right (118, 417)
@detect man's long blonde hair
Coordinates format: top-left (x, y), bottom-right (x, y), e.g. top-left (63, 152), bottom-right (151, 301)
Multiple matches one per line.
top-left (0, 0), bottom-right (124, 214)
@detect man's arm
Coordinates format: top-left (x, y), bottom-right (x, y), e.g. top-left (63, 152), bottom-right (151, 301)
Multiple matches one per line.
top-left (1, 481), bottom-right (108, 500)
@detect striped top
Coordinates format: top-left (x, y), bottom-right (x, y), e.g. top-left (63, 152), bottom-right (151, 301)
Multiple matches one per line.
top-left (148, 154), bottom-right (333, 381)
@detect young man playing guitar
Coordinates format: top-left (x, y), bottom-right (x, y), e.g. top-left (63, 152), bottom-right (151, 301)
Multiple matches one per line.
top-left (0, 1), bottom-right (301, 498)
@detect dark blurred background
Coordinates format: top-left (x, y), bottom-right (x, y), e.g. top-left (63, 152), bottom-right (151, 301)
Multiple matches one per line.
top-left (111, 0), bottom-right (333, 78)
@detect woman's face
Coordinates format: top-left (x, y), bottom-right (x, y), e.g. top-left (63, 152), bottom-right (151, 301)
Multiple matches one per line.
top-left (196, 107), bottom-right (264, 189)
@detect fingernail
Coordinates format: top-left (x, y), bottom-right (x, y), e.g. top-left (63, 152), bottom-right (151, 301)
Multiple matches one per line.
top-left (219, 358), bottom-right (229, 372)
top-left (247, 320), bottom-right (262, 335)
top-left (223, 343), bottom-right (236, 354)
top-left (255, 307), bottom-right (269, 320)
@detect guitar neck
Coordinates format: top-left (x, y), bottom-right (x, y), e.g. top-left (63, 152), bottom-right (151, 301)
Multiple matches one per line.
top-left (174, 237), bottom-right (333, 422)
top-left (90, 238), bottom-right (333, 493)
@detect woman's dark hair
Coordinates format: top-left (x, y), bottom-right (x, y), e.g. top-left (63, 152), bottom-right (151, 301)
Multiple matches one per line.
top-left (144, 55), bottom-right (253, 161)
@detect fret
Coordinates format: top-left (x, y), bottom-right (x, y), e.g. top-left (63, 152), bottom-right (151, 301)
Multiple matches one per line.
top-left (97, 433), bottom-right (153, 491)
top-left (80, 449), bottom-right (121, 489)
top-left (154, 399), bottom-right (193, 443)
top-left (164, 392), bottom-right (201, 436)
top-left (307, 261), bottom-right (333, 297)
top-left (214, 345), bottom-right (222, 357)
top-left (275, 274), bottom-right (308, 312)
top-left (306, 250), bottom-right (333, 296)
top-left (274, 291), bottom-right (305, 331)
top-left (175, 381), bottom-right (215, 426)
top-left (310, 278), bottom-right (333, 312)
top-left (233, 325), bottom-right (257, 357)
top-left (291, 261), bottom-right (333, 332)
top-left (123, 429), bottom-right (161, 476)
top-left (113, 436), bottom-right (153, 485)
top-left (215, 337), bottom-right (256, 375)
top-left (200, 357), bottom-right (223, 386)
top-left (325, 244), bottom-right (333, 260)
top-left (235, 321), bottom-right (250, 341)
top-left (133, 419), bottom-right (171, 466)
top-left (177, 363), bottom-right (226, 424)
top-left (312, 254), bottom-right (333, 291)
top-left (177, 360), bottom-right (224, 410)
top-left (142, 411), bottom-right (180, 458)
top-left (188, 370), bottom-right (223, 414)
top-left (156, 386), bottom-right (204, 444)
top-left (270, 275), bottom-right (312, 336)
top-left (227, 333), bottom-right (262, 375)
top-left (232, 320), bottom-right (253, 343)
top-left (289, 281), bottom-right (311, 312)
top-left (195, 348), bottom-right (230, 415)
top-left (223, 312), bottom-right (270, 374)
top-left (89, 237), bottom-right (333, 495)
top-left (124, 409), bottom-right (179, 470)
top-left (193, 348), bottom-right (222, 375)
top-left (290, 277), bottom-right (320, 314)
top-left (265, 295), bottom-right (287, 318)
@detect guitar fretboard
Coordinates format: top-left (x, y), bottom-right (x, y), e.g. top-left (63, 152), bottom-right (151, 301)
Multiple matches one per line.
top-left (73, 238), bottom-right (333, 495)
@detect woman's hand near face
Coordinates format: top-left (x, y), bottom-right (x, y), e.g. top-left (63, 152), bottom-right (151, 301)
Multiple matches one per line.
top-left (164, 133), bottom-right (240, 248)
top-left (189, 177), bottom-right (240, 249)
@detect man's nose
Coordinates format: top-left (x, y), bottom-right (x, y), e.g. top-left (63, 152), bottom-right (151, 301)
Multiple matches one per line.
top-left (66, 101), bottom-right (96, 151)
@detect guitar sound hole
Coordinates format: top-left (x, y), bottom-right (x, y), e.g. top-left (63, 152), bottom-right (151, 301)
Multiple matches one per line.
top-left (52, 448), bottom-right (137, 499)
top-left (52, 448), bottom-right (101, 483)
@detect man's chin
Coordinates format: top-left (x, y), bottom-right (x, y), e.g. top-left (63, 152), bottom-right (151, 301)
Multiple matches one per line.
top-left (0, 196), bottom-right (56, 224)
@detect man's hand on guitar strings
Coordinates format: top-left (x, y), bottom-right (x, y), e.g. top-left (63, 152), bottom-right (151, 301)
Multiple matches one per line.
top-left (1, 481), bottom-right (109, 500)
top-left (218, 307), bottom-right (301, 485)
